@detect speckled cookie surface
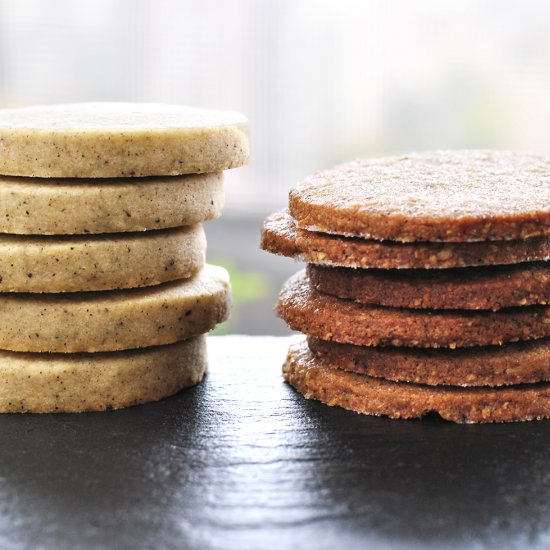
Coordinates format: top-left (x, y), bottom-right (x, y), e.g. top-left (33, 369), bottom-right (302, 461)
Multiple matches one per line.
top-left (0, 172), bottom-right (224, 235)
top-left (308, 337), bottom-right (550, 387)
top-left (0, 264), bottom-right (230, 353)
top-left (289, 151), bottom-right (550, 242)
top-left (0, 336), bottom-right (207, 413)
top-left (0, 103), bottom-right (249, 177)
top-left (283, 341), bottom-right (550, 423)
top-left (261, 211), bottom-right (550, 269)
top-left (0, 225), bottom-right (205, 293)
top-left (307, 262), bottom-right (550, 311)
top-left (277, 270), bottom-right (550, 348)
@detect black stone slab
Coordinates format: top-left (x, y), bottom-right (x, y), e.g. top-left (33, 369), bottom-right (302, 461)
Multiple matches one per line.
top-left (0, 336), bottom-right (549, 549)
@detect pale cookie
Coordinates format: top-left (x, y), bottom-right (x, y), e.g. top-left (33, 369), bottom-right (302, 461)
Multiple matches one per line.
top-left (261, 210), bottom-right (550, 269)
top-left (0, 264), bottom-right (230, 353)
top-left (0, 336), bottom-right (207, 413)
top-left (277, 270), bottom-right (550, 348)
top-left (308, 337), bottom-right (550, 387)
top-left (0, 172), bottom-right (224, 235)
top-left (289, 150), bottom-right (550, 242)
top-left (307, 262), bottom-right (550, 310)
top-left (0, 225), bottom-right (205, 293)
top-left (0, 102), bottom-right (249, 177)
top-left (284, 341), bottom-right (550, 423)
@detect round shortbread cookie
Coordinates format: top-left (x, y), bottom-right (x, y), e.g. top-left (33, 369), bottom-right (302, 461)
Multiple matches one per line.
top-left (0, 225), bottom-right (205, 293)
top-left (0, 264), bottom-right (230, 353)
top-left (277, 270), bottom-right (550, 348)
top-left (0, 172), bottom-right (224, 235)
top-left (308, 337), bottom-right (550, 387)
top-left (283, 341), bottom-right (550, 423)
top-left (0, 103), bottom-right (249, 178)
top-left (0, 336), bottom-right (207, 413)
top-left (261, 211), bottom-right (550, 269)
top-left (289, 150), bottom-right (550, 243)
top-left (307, 263), bottom-right (550, 311)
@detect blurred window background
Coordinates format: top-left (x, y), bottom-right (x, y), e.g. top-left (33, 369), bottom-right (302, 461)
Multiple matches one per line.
top-left (1, 0), bottom-right (550, 334)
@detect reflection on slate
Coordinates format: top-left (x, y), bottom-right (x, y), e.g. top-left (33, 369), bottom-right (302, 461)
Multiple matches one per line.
top-left (0, 336), bottom-right (549, 549)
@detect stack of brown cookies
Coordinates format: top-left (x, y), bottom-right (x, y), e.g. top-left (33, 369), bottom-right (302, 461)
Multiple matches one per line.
top-left (262, 150), bottom-right (550, 423)
top-left (0, 102), bottom-right (248, 413)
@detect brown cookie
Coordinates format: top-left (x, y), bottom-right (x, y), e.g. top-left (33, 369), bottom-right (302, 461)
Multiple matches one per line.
top-left (288, 150), bottom-right (550, 242)
top-left (283, 341), bottom-right (550, 423)
top-left (308, 337), bottom-right (550, 387)
top-left (277, 270), bottom-right (550, 348)
top-left (261, 211), bottom-right (550, 269)
top-left (307, 263), bottom-right (550, 311)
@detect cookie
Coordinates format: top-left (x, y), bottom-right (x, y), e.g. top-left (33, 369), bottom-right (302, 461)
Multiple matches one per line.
top-left (0, 172), bottom-right (224, 235)
top-left (261, 211), bottom-right (550, 269)
top-left (289, 150), bottom-right (550, 242)
top-left (277, 270), bottom-right (550, 348)
top-left (0, 336), bottom-right (207, 413)
top-left (283, 341), bottom-right (550, 423)
top-left (0, 225), bottom-right (205, 293)
top-left (0, 102), bottom-right (249, 178)
top-left (308, 337), bottom-right (550, 387)
top-left (307, 263), bottom-right (550, 311)
top-left (0, 264), bottom-right (230, 353)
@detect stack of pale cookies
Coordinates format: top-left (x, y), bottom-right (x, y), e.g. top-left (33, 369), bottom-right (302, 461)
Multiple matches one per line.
top-left (262, 150), bottom-right (550, 423)
top-left (0, 102), bottom-right (248, 413)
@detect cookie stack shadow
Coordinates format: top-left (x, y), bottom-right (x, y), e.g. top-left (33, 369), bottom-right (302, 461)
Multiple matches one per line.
top-left (0, 102), bottom-right (249, 413)
top-left (261, 150), bottom-right (550, 423)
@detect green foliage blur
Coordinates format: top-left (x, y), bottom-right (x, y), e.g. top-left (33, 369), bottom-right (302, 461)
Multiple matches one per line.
top-left (210, 259), bottom-right (269, 335)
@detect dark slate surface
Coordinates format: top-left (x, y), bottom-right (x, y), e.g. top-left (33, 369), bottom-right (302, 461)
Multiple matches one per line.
top-left (0, 335), bottom-right (549, 550)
